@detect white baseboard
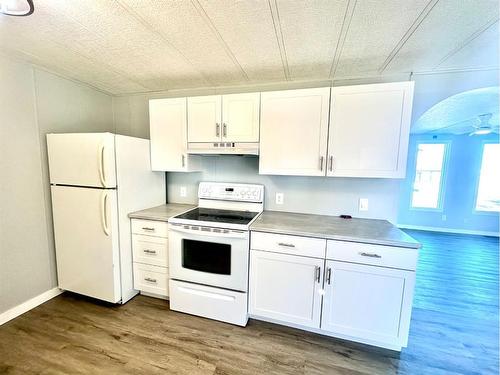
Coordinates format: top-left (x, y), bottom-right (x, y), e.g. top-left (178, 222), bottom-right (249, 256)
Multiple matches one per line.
top-left (0, 287), bottom-right (63, 326)
top-left (397, 224), bottom-right (500, 237)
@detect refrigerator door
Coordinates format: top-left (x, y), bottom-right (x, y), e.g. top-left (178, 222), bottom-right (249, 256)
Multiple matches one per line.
top-left (51, 185), bottom-right (121, 303)
top-left (47, 133), bottom-right (117, 188)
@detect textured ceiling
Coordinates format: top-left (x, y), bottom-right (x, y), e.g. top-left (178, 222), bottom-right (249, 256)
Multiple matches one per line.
top-left (0, 0), bottom-right (498, 95)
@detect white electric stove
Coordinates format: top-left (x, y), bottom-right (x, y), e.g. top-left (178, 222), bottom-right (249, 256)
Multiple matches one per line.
top-left (168, 182), bottom-right (264, 326)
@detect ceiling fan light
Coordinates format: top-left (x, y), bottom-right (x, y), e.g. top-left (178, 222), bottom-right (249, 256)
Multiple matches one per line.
top-left (0, 0), bottom-right (34, 16)
top-left (474, 128), bottom-right (493, 135)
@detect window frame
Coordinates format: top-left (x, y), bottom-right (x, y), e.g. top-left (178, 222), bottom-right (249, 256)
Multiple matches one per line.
top-left (409, 140), bottom-right (451, 212)
top-left (473, 141), bottom-right (500, 215)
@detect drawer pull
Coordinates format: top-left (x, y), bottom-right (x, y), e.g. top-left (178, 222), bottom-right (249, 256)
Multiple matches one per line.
top-left (359, 252), bottom-right (382, 258)
top-left (143, 249), bottom-right (157, 254)
top-left (326, 267), bottom-right (332, 285)
top-left (278, 242), bottom-right (295, 248)
top-left (142, 227), bottom-right (155, 231)
top-left (144, 277), bottom-right (157, 283)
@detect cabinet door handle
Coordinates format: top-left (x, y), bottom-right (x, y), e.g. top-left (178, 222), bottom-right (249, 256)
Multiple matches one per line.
top-left (326, 267), bottom-right (332, 285)
top-left (329, 156), bottom-right (333, 172)
top-left (315, 266), bottom-right (321, 283)
top-left (216, 123), bottom-right (220, 137)
top-left (223, 123), bottom-right (227, 137)
top-left (278, 242), bottom-right (295, 248)
top-left (142, 227), bottom-right (155, 232)
top-left (143, 249), bottom-right (157, 254)
top-left (359, 252), bottom-right (382, 258)
top-left (181, 154), bottom-right (185, 167)
top-left (319, 156), bottom-right (324, 171)
top-left (144, 277), bottom-right (157, 283)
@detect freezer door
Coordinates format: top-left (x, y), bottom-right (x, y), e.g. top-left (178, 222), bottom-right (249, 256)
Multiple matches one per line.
top-left (47, 133), bottom-right (117, 188)
top-left (51, 185), bottom-right (121, 303)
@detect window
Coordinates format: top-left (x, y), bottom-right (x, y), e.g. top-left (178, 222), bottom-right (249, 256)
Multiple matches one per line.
top-left (411, 143), bottom-right (447, 209)
top-left (476, 143), bottom-right (500, 212)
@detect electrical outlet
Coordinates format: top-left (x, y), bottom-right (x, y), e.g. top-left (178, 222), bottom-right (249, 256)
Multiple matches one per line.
top-left (180, 186), bottom-right (187, 198)
top-left (442, 214), bottom-right (447, 221)
top-left (359, 198), bottom-right (369, 211)
top-left (275, 192), bottom-right (284, 205)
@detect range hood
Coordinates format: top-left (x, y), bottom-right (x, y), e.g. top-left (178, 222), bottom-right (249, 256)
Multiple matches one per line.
top-left (187, 142), bottom-right (259, 155)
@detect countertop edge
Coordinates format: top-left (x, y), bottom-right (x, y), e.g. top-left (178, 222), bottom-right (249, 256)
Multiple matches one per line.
top-left (249, 228), bottom-right (422, 249)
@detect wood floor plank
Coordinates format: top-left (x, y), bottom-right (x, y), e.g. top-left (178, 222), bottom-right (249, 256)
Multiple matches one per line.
top-left (0, 230), bottom-right (498, 374)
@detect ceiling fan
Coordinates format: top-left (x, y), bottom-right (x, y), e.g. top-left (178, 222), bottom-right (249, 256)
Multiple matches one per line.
top-left (469, 113), bottom-right (494, 136)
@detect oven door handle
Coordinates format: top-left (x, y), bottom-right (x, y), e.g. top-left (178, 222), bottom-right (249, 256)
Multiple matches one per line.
top-left (169, 225), bottom-right (248, 239)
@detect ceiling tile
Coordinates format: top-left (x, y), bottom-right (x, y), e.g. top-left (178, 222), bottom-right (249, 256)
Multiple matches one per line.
top-left (196, 0), bottom-right (285, 82)
top-left (436, 20), bottom-right (499, 71)
top-left (384, 0), bottom-right (500, 73)
top-left (276, 0), bottom-right (348, 80)
top-left (119, 0), bottom-right (249, 86)
top-left (335, 0), bottom-right (429, 78)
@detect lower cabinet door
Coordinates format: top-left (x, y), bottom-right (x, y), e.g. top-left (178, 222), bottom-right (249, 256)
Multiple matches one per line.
top-left (321, 260), bottom-right (415, 346)
top-left (249, 250), bottom-right (324, 328)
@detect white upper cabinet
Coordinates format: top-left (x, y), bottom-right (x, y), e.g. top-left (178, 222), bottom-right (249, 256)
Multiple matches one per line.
top-left (327, 81), bottom-right (414, 178)
top-left (187, 95), bottom-right (222, 143)
top-left (259, 87), bottom-right (330, 176)
top-left (149, 98), bottom-right (201, 172)
top-left (222, 93), bottom-right (260, 142)
top-left (187, 93), bottom-right (260, 143)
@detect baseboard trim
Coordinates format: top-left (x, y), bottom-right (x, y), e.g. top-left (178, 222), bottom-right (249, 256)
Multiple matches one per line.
top-left (397, 224), bottom-right (500, 237)
top-left (0, 287), bottom-right (63, 326)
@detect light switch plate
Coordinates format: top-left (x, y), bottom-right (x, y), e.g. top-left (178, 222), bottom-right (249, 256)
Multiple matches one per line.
top-left (180, 186), bottom-right (187, 198)
top-left (276, 193), bottom-right (284, 205)
top-left (359, 198), bottom-right (369, 211)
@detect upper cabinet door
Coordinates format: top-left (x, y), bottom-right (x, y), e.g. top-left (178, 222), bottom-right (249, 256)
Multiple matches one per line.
top-left (187, 95), bottom-right (222, 143)
top-left (222, 93), bottom-right (260, 142)
top-left (47, 133), bottom-right (116, 188)
top-left (259, 88), bottom-right (330, 176)
top-left (327, 82), bottom-right (414, 178)
top-left (149, 98), bottom-right (200, 172)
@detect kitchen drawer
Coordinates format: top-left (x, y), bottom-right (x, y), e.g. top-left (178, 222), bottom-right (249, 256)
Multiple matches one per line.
top-left (133, 263), bottom-right (168, 297)
top-left (169, 279), bottom-right (248, 326)
top-left (251, 231), bottom-right (326, 259)
top-left (326, 240), bottom-right (418, 271)
top-left (132, 235), bottom-right (168, 267)
top-left (131, 219), bottom-right (168, 238)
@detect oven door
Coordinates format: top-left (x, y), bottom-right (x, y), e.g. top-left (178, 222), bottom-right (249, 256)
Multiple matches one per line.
top-left (168, 224), bottom-right (249, 292)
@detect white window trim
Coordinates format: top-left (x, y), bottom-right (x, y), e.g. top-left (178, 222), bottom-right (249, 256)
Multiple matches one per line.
top-left (410, 140), bottom-right (451, 212)
top-left (473, 141), bottom-right (500, 215)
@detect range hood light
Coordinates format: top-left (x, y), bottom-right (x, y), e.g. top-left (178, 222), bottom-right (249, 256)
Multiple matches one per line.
top-left (0, 0), bottom-right (34, 16)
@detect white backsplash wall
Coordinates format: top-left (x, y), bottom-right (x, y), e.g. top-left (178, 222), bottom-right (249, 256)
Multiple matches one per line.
top-left (167, 156), bottom-right (401, 223)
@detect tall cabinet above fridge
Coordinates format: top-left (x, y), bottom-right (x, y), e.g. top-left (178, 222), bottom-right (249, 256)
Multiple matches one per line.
top-left (47, 133), bottom-right (165, 304)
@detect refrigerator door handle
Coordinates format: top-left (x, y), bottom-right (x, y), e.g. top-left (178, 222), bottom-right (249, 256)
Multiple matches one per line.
top-left (98, 144), bottom-right (106, 187)
top-left (101, 191), bottom-right (110, 236)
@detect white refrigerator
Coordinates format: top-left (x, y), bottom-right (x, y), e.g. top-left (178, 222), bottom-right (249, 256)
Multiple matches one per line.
top-left (47, 133), bottom-right (165, 304)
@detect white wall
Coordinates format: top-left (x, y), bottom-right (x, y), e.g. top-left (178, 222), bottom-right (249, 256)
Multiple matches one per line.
top-left (167, 156), bottom-right (401, 221)
top-left (0, 55), bottom-right (113, 315)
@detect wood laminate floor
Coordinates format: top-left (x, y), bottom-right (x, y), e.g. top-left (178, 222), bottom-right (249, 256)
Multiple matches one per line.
top-left (0, 230), bottom-right (498, 374)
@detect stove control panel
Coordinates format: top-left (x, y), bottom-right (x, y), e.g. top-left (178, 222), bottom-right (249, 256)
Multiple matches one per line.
top-left (198, 182), bottom-right (264, 203)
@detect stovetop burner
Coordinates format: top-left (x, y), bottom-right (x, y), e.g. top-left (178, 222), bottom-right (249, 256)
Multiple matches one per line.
top-left (173, 207), bottom-right (259, 226)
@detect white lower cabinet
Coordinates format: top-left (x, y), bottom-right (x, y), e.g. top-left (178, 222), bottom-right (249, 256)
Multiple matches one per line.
top-left (321, 260), bottom-right (415, 348)
top-left (248, 231), bottom-right (417, 350)
top-left (131, 218), bottom-right (169, 299)
top-left (249, 250), bottom-right (324, 328)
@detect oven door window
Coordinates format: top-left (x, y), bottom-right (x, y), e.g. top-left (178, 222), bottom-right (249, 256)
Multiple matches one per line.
top-left (182, 239), bottom-right (231, 275)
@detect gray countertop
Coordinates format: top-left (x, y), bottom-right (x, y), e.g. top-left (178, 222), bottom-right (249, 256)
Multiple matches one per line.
top-left (250, 211), bottom-right (421, 249)
top-left (128, 204), bottom-right (195, 222)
